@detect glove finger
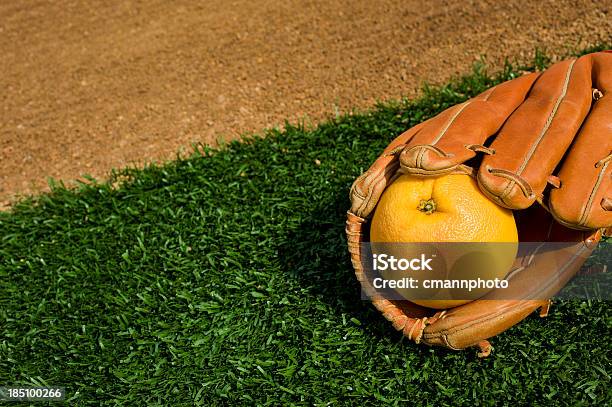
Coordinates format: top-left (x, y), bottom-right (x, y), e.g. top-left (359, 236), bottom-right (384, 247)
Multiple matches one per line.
top-left (398, 73), bottom-right (540, 175)
top-left (478, 54), bottom-right (598, 209)
top-left (549, 53), bottom-right (612, 230)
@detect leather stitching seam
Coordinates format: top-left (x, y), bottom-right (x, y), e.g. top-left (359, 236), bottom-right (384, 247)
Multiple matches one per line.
top-left (431, 101), bottom-right (471, 145)
top-left (578, 159), bottom-right (610, 226)
top-left (516, 59), bottom-right (577, 175)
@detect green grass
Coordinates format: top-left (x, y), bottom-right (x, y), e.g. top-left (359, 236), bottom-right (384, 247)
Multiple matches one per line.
top-left (1, 46), bottom-right (611, 406)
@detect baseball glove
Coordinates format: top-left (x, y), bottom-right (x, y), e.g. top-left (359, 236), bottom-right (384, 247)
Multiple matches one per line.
top-left (346, 51), bottom-right (611, 357)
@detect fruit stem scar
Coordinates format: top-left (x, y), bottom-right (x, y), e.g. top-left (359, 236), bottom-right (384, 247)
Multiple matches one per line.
top-left (418, 198), bottom-right (436, 214)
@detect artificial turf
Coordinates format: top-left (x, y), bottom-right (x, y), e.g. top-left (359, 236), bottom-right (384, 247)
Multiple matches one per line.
top-left (1, 47), bottom-right (611, 406)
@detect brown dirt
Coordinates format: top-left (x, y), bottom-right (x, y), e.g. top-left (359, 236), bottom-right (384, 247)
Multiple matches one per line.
top-left (1, 0), bottom-right (610, 208)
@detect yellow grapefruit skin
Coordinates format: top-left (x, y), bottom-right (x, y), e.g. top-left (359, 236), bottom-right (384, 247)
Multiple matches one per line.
top-left (370, 174), bottom-right (518, 309)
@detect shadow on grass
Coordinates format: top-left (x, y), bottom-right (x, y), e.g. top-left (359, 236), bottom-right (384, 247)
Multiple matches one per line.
top-left (276, 188), bottom-right (439, 354)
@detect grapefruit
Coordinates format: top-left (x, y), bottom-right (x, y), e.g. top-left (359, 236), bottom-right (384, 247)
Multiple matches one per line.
top-left (370, 174), bottom-right (518, 309)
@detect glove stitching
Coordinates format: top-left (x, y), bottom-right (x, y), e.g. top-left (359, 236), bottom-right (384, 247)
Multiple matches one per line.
top-left (350, 182), bottom-right (366, 200)
top-left (430, 101), bottom-right (472, 145)
top-left (416, 146), bottom-right (427, 168)
top-left (441, 334), bottom-right (461, 351)
top-left (403, 166), bottom-right (458, 176)
top-left (405, 144), bottom-right (453, 170)
top-left (352, 170), bottom-right (375, 212)
top-left (516, 59), bottom-right (577, 176)
top-left (594, 152), bottom-right (612, 168)
top-left (465, 144), bottom-right (495, 155)
top-left (546, 175), bottom-right (561, 189)
top-left (481, 87), bottom-right (496, 102)
top-left (385, 146), bottom-right (406, 156)
top-left (578, 158), bottom-right (610, 226)
top-left (357, 162), bottom-right (399, 217)
top-left (500, 178), bottom-right (516, 203)
top-left (486, 166), bottom-right (535, 200)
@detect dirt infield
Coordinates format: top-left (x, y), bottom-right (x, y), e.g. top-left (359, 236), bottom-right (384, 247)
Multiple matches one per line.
top-left (1, 0), bottom-right (610, 208)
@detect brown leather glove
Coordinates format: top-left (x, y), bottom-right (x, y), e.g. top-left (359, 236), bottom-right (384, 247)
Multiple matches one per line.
top-left (346, 51), bottom-right (611, 356)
